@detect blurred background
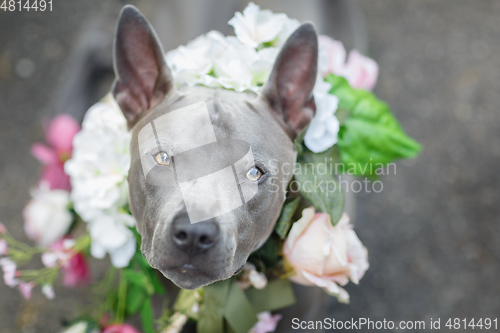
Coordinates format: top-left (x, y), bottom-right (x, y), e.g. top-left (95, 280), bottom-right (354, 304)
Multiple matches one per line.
top-left (1, 0), bottom-right (499, 332)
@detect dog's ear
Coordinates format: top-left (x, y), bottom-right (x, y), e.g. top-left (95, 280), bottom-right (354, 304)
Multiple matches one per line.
top-left (262, 23), bottom-right (318, 138)
top-left (112, 5), bottom-right (174, 129)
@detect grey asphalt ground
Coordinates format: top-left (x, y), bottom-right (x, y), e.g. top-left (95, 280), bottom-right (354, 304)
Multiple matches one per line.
top-left (1, 1), bottom-right (499, 332)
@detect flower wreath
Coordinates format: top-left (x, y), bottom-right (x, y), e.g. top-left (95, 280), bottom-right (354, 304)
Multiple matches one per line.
top-left (0, 3), bottom-right (420, 333)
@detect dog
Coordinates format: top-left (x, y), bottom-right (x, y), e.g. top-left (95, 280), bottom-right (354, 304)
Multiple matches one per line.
top-left (48, 2), bottom-right (365, 331)
top-left (113, 5), bottom-right (317, 290)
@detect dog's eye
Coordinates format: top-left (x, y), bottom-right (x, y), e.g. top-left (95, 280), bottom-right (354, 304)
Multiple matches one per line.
top-left (246, 167), bottom-right (263, 182)
top-left (154, 151), bottom-right (171, 165)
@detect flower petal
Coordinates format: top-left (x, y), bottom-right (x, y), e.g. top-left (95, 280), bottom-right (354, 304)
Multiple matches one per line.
top-left (339, 49), bottom-right (379, 91)
top-left (31, 143), bottom-right (57, 164)
top-left (109, 235), bottom-right (136, 268)
top-left (284, 207), bottom-right (315, 251)
top-left (42, 284), bottom-right (55, 299)
top-left (0, 239), bottom-right (8, 255)
top-left (18, 281), bottom-right (34, 300)
top-left (46, 115), bottom-right (80, 151)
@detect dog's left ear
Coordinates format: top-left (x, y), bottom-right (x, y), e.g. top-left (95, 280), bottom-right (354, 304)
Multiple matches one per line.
top-left (262, 23), bottom-right (318, 138)
top-left (112, 5), bottom-right (174, 129)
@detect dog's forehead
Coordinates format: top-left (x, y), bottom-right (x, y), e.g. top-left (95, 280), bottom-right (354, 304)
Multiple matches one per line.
top-left (133, 86), bottom-right (295, 167)
top-left (137, 88), bottom-right (272, 141)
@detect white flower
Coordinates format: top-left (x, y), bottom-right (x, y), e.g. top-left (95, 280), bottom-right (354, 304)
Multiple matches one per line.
top-left (163, 312), bottom-right (189, 333)
top-left (23, 184), bottom-right (72, 247)
top-left (273, 17), bottom-right (300, 48)
top-left (89, 213), bottom-right (136, 268)
top-left (0, 257), bottom-right (18, 287)
top-left (65, 98), bottom-right (132, 223)
top-left (42, 284), bottom-right (55, 299)
top-left (228, 2), bottom-right (288, 48)
top-left (304, 79), bottom-right (340, 153)
top-left (166, 31), bottom-right (226, 87)
top-left (166, 30), bottom-right (278, 93)
top-left (66, 97), bottom-right (136, 268)
top-left (248, 269), bottom-right (268, 289)
top-left (237, 263), bottom-right (268, 290)
top-left (213, 42), bottom-right (258, 91)
top-left (251, 47), bottom-right (280, 86)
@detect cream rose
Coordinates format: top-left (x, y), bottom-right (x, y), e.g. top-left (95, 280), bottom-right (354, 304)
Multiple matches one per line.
top-left (283, 208), bottom-right (369, 303)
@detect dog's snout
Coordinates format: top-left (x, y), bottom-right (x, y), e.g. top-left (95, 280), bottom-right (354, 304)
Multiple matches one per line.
top-left (172, 216), bottom-right (219, 255)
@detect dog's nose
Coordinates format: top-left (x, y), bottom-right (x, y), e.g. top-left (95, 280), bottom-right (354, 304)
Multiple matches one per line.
top-left (171, 216), bottom-right (219, 255)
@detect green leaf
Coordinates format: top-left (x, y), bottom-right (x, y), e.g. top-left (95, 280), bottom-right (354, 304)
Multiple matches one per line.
top-left (115, 272), bottom-right (128, 324)
top-left (294, 125), bottom-right (308, 156)
top-left (249, 236), bottom-right (279, 269)
top-left (198, 280), bottom-right (230, 333)
top-left (131, 251), bottom-right (165, 295)
top-left (174, 289), bottom-right (202, 320)
top-left (275, 197), bottom-right (301, 239)
top-left (140, 298), bottom-right (155, 333)
top-left (245, 279), bottom-right (296, 313)
top-left (125, 285), bottom-right (146, 315)
top-left (197, 279), bottom-right (258, 333)
top-left (325, 74), bottom-right (422, 176)
top-left (123, 270), bottom-right (154, 295)
top-left (294, 147), bottom-right (345, 225)
top-left (223, 280), bottom-right (258, 333)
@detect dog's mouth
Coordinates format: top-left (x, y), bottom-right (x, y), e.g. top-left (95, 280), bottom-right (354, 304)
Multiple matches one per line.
top-left (233, 264), bottom-right (245, 275)
top-left (170, 263), bottom-right (202, 274)
top-left (157, 262), bottom-right (214, 289)
top-left (156, 262), bottom-right (245, 290)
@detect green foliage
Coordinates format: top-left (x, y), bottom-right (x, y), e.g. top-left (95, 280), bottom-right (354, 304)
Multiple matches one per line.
top-left (248, 235), bottom-right (279, 270)
top-left (244, 279), bottom-right (295, 313)
top-left (140, 299), bottom-right (154, 333)
top-left (294, 131), bottom-right (345, 225)
top-left (325, 74), bottom-right (422, 176)
top-left (274, 197), bottom-right (301, 239)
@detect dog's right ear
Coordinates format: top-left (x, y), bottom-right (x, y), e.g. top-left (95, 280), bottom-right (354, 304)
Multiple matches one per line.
top-left (112, 5), bottom-right (174, 129)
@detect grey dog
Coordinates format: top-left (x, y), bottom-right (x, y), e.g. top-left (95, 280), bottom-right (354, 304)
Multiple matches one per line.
top-left (114, 4), bottom-right (317, 289)
top-left (50, 2), bottom-right (364, 331)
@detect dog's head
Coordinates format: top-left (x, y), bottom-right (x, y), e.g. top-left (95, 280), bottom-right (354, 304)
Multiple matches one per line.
top-left (112, 5), bottom-right (317, 289)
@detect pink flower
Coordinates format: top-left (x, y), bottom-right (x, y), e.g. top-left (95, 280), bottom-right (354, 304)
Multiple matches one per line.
top-left (31, 114), bottom-right (80, 191)
top-left (0, 222), bottom-right (6, 234)
top-left (42, 239), bottom-right (91, 288)
top-left (283, 208), bottom-right (369, 303)
top-left (0, 239), bottom-right (8, 255)
top-left (19, 281), bottom-right (34, 299)
top-left (0, 257), bottom-right (19, 287)
top-left (339, 49), bottom-right (379, 91)
top-left (62, 252), bottom-right (91, 288)
top-left (318, 35), bottom-right (346, 77)
top-left (249, 312), bottom-right (282, 333)
top-left (102, 324), bottom-right (142, 333)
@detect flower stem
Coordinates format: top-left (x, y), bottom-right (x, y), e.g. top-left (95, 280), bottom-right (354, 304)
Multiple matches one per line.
top-left (115, 271), bottom-right (127, 324)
